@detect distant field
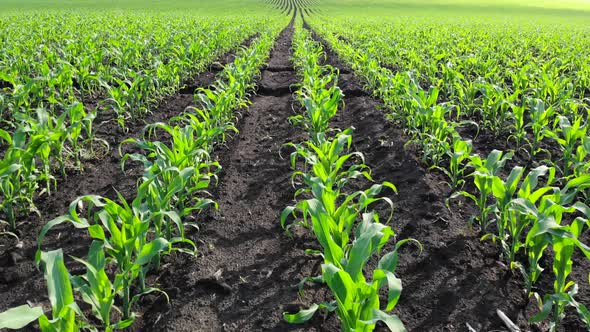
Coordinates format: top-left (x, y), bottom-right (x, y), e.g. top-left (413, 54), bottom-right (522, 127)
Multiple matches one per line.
top-left (307, 0), bottom-right (590, 23)
top-left (1, 0), bottom-right (590, 17)
top-left (1, 1), bottom-right (590, 332)
top-left (1, 0), bottom-right (589, 23)
top-left (0, 0), bottom-right (274, 13)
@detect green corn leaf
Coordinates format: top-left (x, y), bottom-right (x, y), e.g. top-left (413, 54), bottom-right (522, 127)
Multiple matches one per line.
top-left (0, 163), bottom-right (21, 175)
top-left (280, 206), bottom-right (296, 230)
top-left (347, 220), bottom-right (389, 282)
top-left (41, 249), bottom-right (75, 315)
top-left (134, 238), bottom-right (169, 266)
top-left (0, 305), bottom-right (44, 329)
top-left (530, 294), bottom-right (555, 323)
top-left (322, 263), bottom-right (355, 311)
top-left (373, 269), bottom-right (402, 311)
top-left (88, 225), bottom-right (106, 240)
top-left (112, 318), bottom-right (135, 330)
top-left (565, 174), bottom-right (590, 191)
top-left (378, 251), bottom-right (400, 272)
top-left (37, 215), bottom-right (86, 257)
top-left (362, 309), bottom-right (407, 332)
top-left (283, 304), bottom-right (320, 323)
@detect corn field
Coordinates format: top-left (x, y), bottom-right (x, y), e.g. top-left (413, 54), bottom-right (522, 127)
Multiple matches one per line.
top-left (0, 0), bottom-right (589, 331)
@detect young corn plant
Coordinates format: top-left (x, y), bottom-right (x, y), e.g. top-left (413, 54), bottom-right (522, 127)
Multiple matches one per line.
top-left (176, 107), bottom-right (237, 154)
top-left (281, 165), bottom-right (396, 240)
top-left (121, 121), bottom-right (220, 226)
top-left (547, 115), bottom-right (587, 179)
top-left (412, 105), bottom-right (454, 167)
top-left (0, 155), bottom-right (30, 233)
top-left (284, 212), bottom-right (417, 332)
top-left (529, 216), bottom-right (590, 331)
top-left (481, 165), bottom-right (525, 247)
top-left (0, 131), bottom-right (41, 232)
top-left (477, 81), bottom-right (513, 137)
top-left (433, 136), bottom-right (472, 191)
top-left (528, 99), bottom-right (555, 159)
top-left (135, 167), bottom-right (212, 245)
top-left (508, 101), bottom-right (528, 154)
top-left (453, 150), bottom-right (513, 231)
top-left (0, 249), bottom-right (87, 331)
top-left (70, 240), bottom-right (136, 331)
top-left (485, 166), bottom-right (555, 265)
top-left (283, 128), bottom-right (372, 196)
top-left (515, 191), bottom-right (590, 330)
top-left (195, 81), bottom-right (248, 133)
top-left (37, 194), bottom-right (171, 321)
top-left (65, 102), bottom-right (100, 171)
top-left (291, 26), bottom-right (344, 141)
top-left (512, 175), bottom-right (590, 295)
top-left (292, 23), bottom-right (325, 88)
top-left (573, 137), bottom-right (590, 181)
top-left (292, 74), bottom-right (344, 141)
top-left (402, 84), bottom-right (475, 168)
top-left (15, 108), bottom-right (70, 194)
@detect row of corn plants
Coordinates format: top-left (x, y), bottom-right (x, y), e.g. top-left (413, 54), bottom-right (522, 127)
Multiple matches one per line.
top-left (280, 21), bottom-right (417, 332)
top-left (311, 17), bottom-right (590, 185)
top-left (0, 25), bottom-right (283, 331)
top-left (310, 18), bottom-right (590, 331)
top-left (0, 14), bottom-right (281, 237)
top-left (0, 104), bottom-right (99, 235)
top-left (0, 13), bottom-right (271, 129)
top-left (453, 153), bottom-right (590, 330)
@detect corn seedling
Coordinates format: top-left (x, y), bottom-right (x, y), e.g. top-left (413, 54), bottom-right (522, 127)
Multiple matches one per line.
top-left (37, 194), bottom-right (171, 320)
top-left (528, 99), bottom-right (555, 159)
top-left (0, 249), bottom-right (87, 331)
top-left (285, 212), bottom-right (418, 332)
top-left (453, 150), bottom-right (513, 231)
top-left (434, 136), bottom-right (472, 191)
top-left (547, 115), bottom-right (587, 178)
top-left (284, 128), bottom-right (372, 195)
top-left (291, 25), bottom-right (343, 141)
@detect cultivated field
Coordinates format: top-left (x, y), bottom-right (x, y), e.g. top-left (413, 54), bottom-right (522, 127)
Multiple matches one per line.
top-left (0, 0), bottom-right (590, 331)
